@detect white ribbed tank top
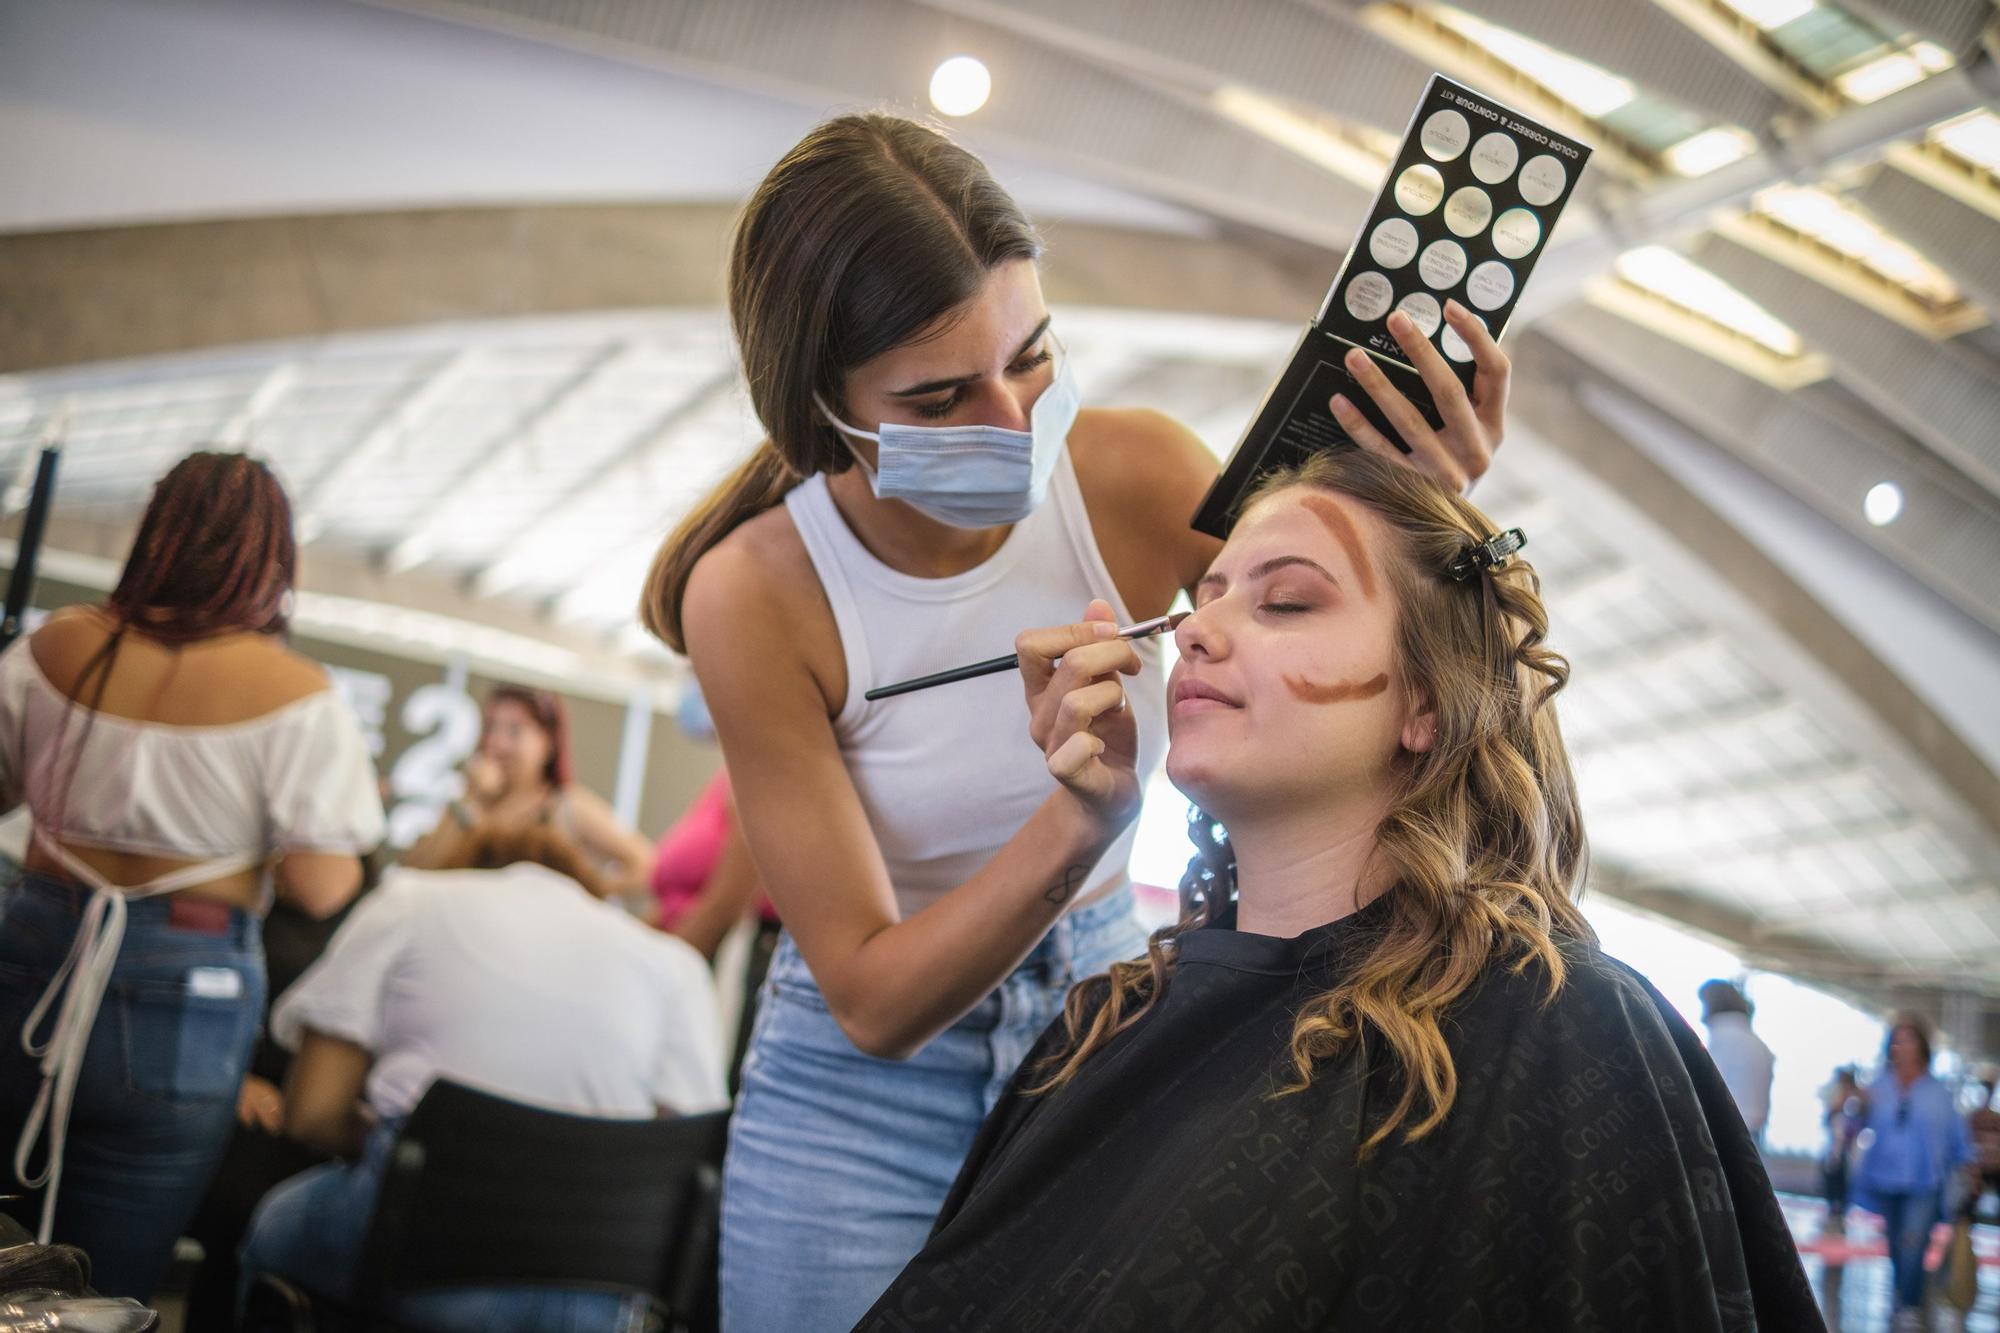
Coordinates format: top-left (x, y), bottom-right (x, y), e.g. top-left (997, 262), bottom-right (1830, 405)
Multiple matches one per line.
top-left (783, 441), bottom-right (1169, 917)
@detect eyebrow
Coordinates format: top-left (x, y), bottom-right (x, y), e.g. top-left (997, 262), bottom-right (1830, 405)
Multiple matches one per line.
top-left (1194, 554), bottom-right (1341, 599)
top-left (887, 315), bottom-right (1054, 398)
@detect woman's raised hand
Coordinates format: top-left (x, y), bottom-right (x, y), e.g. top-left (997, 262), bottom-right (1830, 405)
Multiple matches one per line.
top-left (461, 752), bottom-right (505, 805)
top-left (1016, 599), bottom-right (1143, 829)
top-left (1329, 299), bottom-right (1509, 495)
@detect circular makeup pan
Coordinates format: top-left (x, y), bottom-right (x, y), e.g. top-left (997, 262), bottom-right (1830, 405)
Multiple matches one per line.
top-left (1418, 239), bottom-right (1467, 291)
top-left (1443, 186), bottom-right (1492, 239)
top-left (1492, 207), bottom-right (1541, 260)
top-left (1518, 154), bottom-right (1568, 206)
top-left (1469, 132), bottom-right (1519, 185)
top-left (1393, 164), bottom-right (1445, 216)
top-left (1466, 260), bottom-right (1515, 311)
top-left (1442, 312), bottom-right (1488, 363)
top-left (1419, 110), bottom-right (1470, 162)
top-left (1368, 218), bottom-right (1419, 269)
top-left (1343, 271), bottom-right (1395, 322)
top-left (1395, 292), bottom-right (1441, 338)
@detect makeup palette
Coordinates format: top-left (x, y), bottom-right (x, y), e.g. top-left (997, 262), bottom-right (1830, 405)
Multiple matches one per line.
top-left (1192, 74), bottom-right (1591, 537)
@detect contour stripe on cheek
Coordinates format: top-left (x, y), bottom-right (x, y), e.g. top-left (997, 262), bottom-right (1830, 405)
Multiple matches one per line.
top-left (1284, 672), bottom-right (1390, 704)
top-left (1297, 494), bottom-right (1377, 599)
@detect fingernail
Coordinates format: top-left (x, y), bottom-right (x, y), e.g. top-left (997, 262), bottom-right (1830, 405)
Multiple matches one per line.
top-left (1094, 622), bottom-right (1116, 638)
top-left (1330, 394), bottom-right (1351, 414)
top-left (1445, 299), bottom-right (1465, 318)
top-left (1388, 312), bottom-right (1412, 333)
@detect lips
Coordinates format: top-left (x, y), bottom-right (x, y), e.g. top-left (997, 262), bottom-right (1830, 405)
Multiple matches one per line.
top-left (1170, 674), bottom-right (1241, 710)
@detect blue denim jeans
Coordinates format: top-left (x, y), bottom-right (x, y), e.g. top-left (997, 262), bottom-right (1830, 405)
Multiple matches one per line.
top-left (719, 888), bottom-right (1149, 1333)
top-left (1876, 1189), bottom-right (1941, 1311)
top-left (240, 1119), bottom-right (652, 1332)
top-left (0, 869), bottom-right (265, 1300)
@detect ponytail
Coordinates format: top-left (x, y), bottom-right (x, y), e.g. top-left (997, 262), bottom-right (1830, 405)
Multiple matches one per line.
top-left (642, 442), bottom-right (796, 652)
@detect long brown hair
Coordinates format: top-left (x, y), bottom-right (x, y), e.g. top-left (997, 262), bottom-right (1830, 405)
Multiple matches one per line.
top-left (641, 113), bottom-right (1043, 650)
top-left (1030, 449), bottom-right (1592, 1154)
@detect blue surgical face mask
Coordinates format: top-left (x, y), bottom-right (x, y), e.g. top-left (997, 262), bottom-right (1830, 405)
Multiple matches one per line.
top-left (814, 338), bottom-right (1079, 529)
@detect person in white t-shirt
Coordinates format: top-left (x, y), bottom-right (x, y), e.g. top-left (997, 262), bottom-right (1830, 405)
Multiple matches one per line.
top-left (1700, 979), bottom-right (1775, 1145)
top-left (238, 824), bottom-right (726, 1331)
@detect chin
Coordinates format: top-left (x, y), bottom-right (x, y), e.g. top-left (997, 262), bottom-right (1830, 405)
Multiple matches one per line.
top-left (1165, 745), bottom-right (1236, 815)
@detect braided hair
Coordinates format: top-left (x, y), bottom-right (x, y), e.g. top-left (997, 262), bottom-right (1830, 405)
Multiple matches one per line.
top-left (45, 452), bottom-right (298, 835)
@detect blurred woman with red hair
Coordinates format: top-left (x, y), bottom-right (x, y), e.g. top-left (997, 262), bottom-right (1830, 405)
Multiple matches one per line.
top-left (401, 684), bottom-right (656, 900)
top-left (0, 451), bottom-right (385, 1300)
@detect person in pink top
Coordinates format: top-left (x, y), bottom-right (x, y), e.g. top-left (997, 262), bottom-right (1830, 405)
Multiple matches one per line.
top-left (651, 770), bottom-right (781, 1091)
top-left (650, 771), bottom-right (777, 958)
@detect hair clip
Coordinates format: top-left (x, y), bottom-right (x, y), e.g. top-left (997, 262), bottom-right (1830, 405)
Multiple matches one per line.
top-left (1447, 527), bottom-right (1527, 582)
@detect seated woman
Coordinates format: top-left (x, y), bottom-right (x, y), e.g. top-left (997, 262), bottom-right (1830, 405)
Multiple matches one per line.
top-left (400, 684), bottom-right (656, 903)
top-left (238, 823), bottom-right (728, 1331)
top-left (859, 449), bottom-right (1822, 1331)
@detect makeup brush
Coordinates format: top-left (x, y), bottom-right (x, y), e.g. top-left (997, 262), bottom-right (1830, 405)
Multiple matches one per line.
top-left (864, 612), bottom-right (1189, 701)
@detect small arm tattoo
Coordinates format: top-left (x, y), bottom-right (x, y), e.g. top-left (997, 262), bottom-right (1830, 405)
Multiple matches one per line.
top-left (1045, 864), bottom-right (1090, 905)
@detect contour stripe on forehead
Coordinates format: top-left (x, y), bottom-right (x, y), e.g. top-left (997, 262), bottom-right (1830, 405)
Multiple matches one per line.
top-left (1295, 492), bottom-right (1378, 599)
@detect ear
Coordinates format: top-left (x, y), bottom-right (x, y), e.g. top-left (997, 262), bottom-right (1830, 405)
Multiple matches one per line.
top-left (1400, 689), bottom-right (1437, 755)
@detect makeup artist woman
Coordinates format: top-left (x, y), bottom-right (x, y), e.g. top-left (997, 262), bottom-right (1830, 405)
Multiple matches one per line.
top-left (643, 113), bottom-right (1511, 1333)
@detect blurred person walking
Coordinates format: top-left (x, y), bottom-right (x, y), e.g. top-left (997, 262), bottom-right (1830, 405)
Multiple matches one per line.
top-left (0, 452), bottom-right (384, 1299)
top-left (1852, 1014), bottom-right (1975, 1330)
top-left (1821, 1065), bottom-right (1865, 1234)
top-left (1966, 1066), bottom-right (2000, 1221)
top-left (1701, 978), bottom-right (1775, 1145)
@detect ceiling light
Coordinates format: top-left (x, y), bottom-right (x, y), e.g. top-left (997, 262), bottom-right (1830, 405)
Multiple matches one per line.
top-left (1431, 8), bottom-right (1635, 117)
top-left (1930, 109), bottom-right (2000, 172)
top-left (1837, 42), bottom-right (1953, 104)
top-left (1662, 126), bottom-right (1756, 177)
top-left (1210, 87), bottom-right (1394, 188)
top-left (1864, 481), bottom-right (1903, 526)
top-left (929, 56), bottom-right (991, 117)
top-left (1753, 185), bottom-right (1960, 305)
top-left (1613, 247), bottom-right (1806, 356)
top-left (1714, 0), bottom-right (1817, 27)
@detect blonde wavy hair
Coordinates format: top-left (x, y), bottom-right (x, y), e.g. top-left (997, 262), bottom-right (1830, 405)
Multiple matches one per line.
top-left (1028, 448), bottom-right (1592, 1153)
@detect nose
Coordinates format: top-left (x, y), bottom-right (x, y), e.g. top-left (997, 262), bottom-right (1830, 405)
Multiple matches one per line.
top-left (1175, 602), bottom-right (1225, 660)
top-left (983, 378), bottom-right (1035, 433)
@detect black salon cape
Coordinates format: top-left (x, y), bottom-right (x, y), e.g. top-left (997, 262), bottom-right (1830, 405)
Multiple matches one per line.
top-left (856, 901), bottom-right (1823, 1332)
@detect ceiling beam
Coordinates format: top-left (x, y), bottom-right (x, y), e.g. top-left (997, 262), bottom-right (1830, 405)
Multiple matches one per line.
top-left (1586, 756), bottom-right (1871, 818)
top-left (384, 340), bottom-right (638, 573)
top-left (0, 204), bottom-right (1332, 374)
top-left (1522, 57), bottom-right (2000, 320)
top-left (1693, 231), bottom-right (2000, 502)
top-left (907, 0), bottom-right (1434, 139)
top-left (1856, 159), bottom-right (2000, 315)
top-left (1509, 333), bottom-right (2000, 851)
top-left (292, 349), bottom-right (482, 537)
top-left (370, 0), bottom-right (1370, 248)
top-left (471, 366), bottom-right (742, 599)
top-left (1538, 300), bottom-right (2000, 636)
top-left (1840, 0), bottom-right (2000, 58)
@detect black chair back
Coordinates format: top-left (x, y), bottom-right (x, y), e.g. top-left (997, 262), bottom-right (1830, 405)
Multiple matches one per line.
top-left (350, 1081), bottom-right (728, 1329)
